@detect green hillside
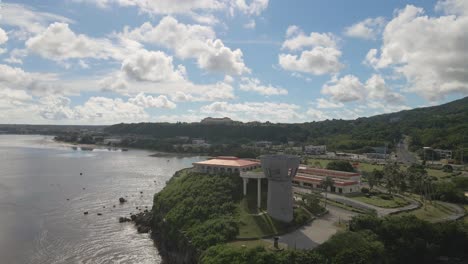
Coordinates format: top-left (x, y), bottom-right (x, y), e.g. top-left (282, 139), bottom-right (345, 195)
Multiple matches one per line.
top-left (105, 97), bottom-right (468, 157)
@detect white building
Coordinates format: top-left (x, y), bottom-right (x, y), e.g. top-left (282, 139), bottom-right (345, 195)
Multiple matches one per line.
top-left (304, 145), bottom-right (327, 155)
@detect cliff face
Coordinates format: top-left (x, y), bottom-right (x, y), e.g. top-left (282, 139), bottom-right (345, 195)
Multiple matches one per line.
top-left (149, 169), bottom-right (241, 264)
top-left (152, 222), bottom-right (198, 264)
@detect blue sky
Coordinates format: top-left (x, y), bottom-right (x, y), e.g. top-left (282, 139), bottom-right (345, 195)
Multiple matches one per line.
top-left (0, 0), bottom-right (467, 124)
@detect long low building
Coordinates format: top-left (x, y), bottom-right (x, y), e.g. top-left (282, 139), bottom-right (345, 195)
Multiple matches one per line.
top-left (192, 156), bottom-right (261, 174)
top-left (292, 166), bottom-right (361, 194)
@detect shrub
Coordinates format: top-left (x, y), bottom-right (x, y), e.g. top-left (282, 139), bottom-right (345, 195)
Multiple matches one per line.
top-left (361, 187), bottom-right (370, 194)
top-left (442, 165), bottom-right (453, 173)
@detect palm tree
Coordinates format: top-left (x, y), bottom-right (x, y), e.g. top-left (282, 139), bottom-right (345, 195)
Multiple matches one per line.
top-left (322, 176), bottom-right (335, 209)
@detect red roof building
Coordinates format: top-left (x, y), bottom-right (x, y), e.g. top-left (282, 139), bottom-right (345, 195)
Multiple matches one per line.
top-left (193, 156), bottom-right (260, 174)
top-left (293, 166), bottom-right (361, 194)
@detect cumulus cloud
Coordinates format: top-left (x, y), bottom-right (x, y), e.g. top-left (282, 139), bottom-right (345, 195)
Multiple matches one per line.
top-left (435, 0), bottom-right (468, 15)
top-left (37, 93), bottom-right (178, 124)
top-left (282, 30), bottom-right (337, 51)
top-left (344, 17), bottom-right (385, 40)
top-left (121, 16), bottom-right (249, 75)
top-left (315, 98), bottom-right (344, 109)
top-left (75, 0), bottom-right (269, 18)
top-left (0, 28), bottom-right (8, 45)
top-left (306, 108), bottom-right (330, 120)
top-left (121, 50), bottom-right (186, 82)
top-left (321, 74), bottom-right (405, 104)
top-left (279, 26), bottom-right (343, 75)
top-left (364, 4), bottom-right (468, 100)
top-left (0, 64), bottom-right (60, 96)
top-left (200, 101), bottom-right (303, 122)
top-left (239, 77), bottom-right (288, 96)
top-left (0, 88), bottom-right (33, 109)
top-left (0, 3), bottom-right (74, 38)
top-left (25, 22), bottom-right (140, 63)
top-left (322, 75), bottom-right (364, 102)
top-left (231, 0), bottom-right (269, 16)
top-left (128, 93), bottom-right (176, 109)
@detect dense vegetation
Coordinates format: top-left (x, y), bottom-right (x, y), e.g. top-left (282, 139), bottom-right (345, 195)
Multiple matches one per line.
top-left (201, 215), bottom-right (468, 264)
top-left (105, 96), bottom-right (468, 157)
top-left (325, 160), bottom-right (355, 172)
top-left (152, 170), bottom-right (242, 252)
top-left (152, 170), bottom-right (312, 262)
top-left (365, 163), bottom-right (467, 204)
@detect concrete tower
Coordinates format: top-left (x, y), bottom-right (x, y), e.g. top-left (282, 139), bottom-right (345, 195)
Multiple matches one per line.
top-left (261, 154), bottom-right (300, 222)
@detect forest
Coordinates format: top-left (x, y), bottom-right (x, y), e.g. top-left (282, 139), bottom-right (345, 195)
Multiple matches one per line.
top-left (105, 96), bottom-right (468, 155)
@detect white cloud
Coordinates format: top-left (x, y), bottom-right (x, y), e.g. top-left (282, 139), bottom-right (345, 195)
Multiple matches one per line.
top-left (75, 0), bottom-right (268, 21)
top-left (435, 0), bottom-right (468, 15)
top-left (239, 77), bottom-right (288, 96)
top-left (0, 88), bottom-right (33, 109)
top-left (0, 3), bottom-right (74, 38)
top-left (279, 26), bottom-right (343, 75)
top-left (306, 108), bottom-right (330, 120)
top-left (321, 75), bottom-right (364, 102)
top-left (26, 22), bottom-right (140, 63)
top-left (121, 50), bottom-right (186, 82)
top-left (344, 17), bottom-right (385, 40)
top-left (4, 49), bottom-right (28, 64)
top-left (231, 0), bottom-right (269, 16)
top-left (282, 31), bottom-right (337, 51)
top-left (244, 20), bottom-right (256, 29)
top-left (74, 0), bottom-right (225, 15)
top-left (315, 98), bottom-right (344, 109)
top-left (321, 74), bottom-right (404, 104)
top-left (128, 93), bottom-right (176, 109)
top-left (0, 64), bottom-right (60, 96)
top-left (365, 4), bottom-right (468, 100)
top-left (200, 101), bottom-right (303, 122)
top-left (0, 28), bottom-right (8, 45)
top-left (279, 47), bottom-right (343, 75)
top-left (365, 74), bottom-right (405, 104)
top-left (121, 16), bottom-right (249, 75)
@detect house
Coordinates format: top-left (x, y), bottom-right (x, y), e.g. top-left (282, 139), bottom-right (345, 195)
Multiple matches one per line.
top-left (292, 166), bottom-right (361, 194)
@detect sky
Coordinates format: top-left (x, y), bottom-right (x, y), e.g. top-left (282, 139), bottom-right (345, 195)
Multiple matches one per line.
top-left (0, 0), bottom-right (467, 124)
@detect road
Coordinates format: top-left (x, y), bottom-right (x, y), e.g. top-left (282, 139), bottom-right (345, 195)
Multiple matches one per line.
top-left (275, 204), bottom-right (357, 250)
top-left (396, 136), bottom-right (419, 165)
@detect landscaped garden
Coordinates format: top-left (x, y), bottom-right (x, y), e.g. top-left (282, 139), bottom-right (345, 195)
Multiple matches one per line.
top-left (351, 192), bottom-right (410, 208)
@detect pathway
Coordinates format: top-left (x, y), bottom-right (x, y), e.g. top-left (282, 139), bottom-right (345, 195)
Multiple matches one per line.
top-left (273, 205), bottom-right (357, 250)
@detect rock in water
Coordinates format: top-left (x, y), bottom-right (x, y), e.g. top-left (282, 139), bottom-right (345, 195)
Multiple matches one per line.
top-left (119, 217), bottom-right (131, 223)
top-left (83, 211), bottom-right (88, 215)
top-left (119, 197), bottom-right (127, 203)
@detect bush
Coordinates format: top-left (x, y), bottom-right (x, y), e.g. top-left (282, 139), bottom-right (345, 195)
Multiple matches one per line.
top-left (326, 160), bottom-right (355, 172)
top-left (442, 165), bottom-right (453, 173)
top-left (361, 187), bottom-right (370, 194)
top-left (378, 193), bottom-right (393, 200)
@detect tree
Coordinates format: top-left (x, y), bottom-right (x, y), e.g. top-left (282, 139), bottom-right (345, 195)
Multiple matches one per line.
top-left (326, 160), bottom-right (355, 172)
top-left (322, 176), bottom-right (335, 209)
top-left (366, 172), bottom-right (377, 190)
top-left (383, 163), bottom-right (404, 194)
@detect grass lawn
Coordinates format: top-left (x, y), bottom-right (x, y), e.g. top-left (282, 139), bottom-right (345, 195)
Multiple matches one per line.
top-left (225, 239), bottom-right (273, 249)
top-left (237, 181), bottom-right (312, 239)
top-left (397, 196), bottom-right (456, 222)
top-left (351, 194), bottom-right (410, 208)
top-left (236, 198), bottom-right (312, 239)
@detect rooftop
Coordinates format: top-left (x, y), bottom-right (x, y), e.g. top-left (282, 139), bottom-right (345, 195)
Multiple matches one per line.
top-left (193, 156), bottom-right (260, 167)
top-left (298, 166), bottom-right (360, 177)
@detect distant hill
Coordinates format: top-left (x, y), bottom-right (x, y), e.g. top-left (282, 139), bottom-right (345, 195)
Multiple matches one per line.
top-left (105, 96), bottom-right (468, 156)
